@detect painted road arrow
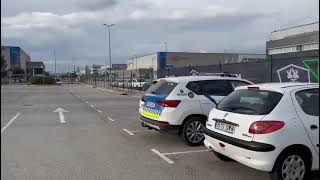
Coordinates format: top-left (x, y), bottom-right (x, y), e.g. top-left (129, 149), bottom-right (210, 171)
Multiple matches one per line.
top-left (53, 108), bottom-right (69, 124)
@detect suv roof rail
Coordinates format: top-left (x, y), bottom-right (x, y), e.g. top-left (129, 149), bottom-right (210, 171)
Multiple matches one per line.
top-left (191, 71), bottom-right (241, 78)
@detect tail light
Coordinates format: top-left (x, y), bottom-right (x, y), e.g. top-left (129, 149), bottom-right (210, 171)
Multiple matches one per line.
top-left (156, 100), bottom-right (181, 108)
top-left (249, 121), bottom-right (285, 134)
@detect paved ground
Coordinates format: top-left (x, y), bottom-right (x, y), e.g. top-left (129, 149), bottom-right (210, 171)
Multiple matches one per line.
top-left (1, 84), bottom-right (318, 180)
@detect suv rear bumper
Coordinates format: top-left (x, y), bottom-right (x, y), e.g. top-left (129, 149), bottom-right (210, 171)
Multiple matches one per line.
top-left (140, 116), bottom-right (179, 133)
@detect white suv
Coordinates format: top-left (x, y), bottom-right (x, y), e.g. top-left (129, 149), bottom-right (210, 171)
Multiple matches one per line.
top-left (139, 75), bottom-right (253, 146)
top-left (204, 83), bottom-right (319, 180)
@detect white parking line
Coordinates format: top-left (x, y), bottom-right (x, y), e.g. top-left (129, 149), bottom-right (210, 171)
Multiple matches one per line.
top-left (90, 104), bottom-right (94, 108)
top-left (130, 130), bottom-right (154, 133)
top-left (123, 128), bottom-right (134, 135)
top-left (85, 101), bottom-right (89, 103)
top-left (1, 113), bottom-right (21, 134)
top-left (108, 117), bottom-right (115, 122)
top-left (150, 148), bottom-right (174, 164)
top-left (162, 149), bottom-right (209, 155)
top-left (97, 110), bottom-right (102, 113)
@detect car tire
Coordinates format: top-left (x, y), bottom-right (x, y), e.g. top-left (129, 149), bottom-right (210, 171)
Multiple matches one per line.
top-left (269, 150), bottom-right (311, 180)
top-left (181, 117), bottom-right (205, 146)
top-left (213, 151), bottom-right (233, 162)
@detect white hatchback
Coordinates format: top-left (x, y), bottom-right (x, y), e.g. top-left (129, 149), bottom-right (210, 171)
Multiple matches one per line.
top-left (204, 83), bottom-right (319, 180)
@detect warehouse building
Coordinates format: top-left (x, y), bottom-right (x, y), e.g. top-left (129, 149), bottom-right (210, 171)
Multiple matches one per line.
top-left (1, 46), bottom-right (31, 72)
top-left (127, 52), bottom-right (266, 79)
top-left (266, 22), bottom-right (319, 82)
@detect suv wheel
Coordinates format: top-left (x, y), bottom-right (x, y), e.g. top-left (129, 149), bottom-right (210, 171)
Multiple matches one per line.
top-left (270, 150), bottom-right (310, 180)
top-left (181, 117), bottom-right (205, 146)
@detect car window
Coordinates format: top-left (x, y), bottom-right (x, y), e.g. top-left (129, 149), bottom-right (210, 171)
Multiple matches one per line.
top-left (186, 80), bottom-right (233, 96)
top-left (295, 89), bottom-right (319, 116)
top-left (230, 81), bottom-right (251, 89)
top-left (216, 89), bottom-right (283, 115)
top-left (146, 80), bottom-right (178, 95)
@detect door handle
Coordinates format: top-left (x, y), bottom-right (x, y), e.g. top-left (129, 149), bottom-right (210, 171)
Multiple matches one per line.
top-left (310, 125), bottom-right (318, 130)
top-left (202, 102), bottom-right (210, 104)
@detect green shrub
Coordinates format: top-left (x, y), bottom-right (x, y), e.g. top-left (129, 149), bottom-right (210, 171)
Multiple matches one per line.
top-left (29, 76), bottom-right (56, 85)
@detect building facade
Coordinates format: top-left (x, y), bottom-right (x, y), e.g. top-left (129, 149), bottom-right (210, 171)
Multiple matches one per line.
top-left (1, 46), bottom-right (31, 72)
top-left (266, 22), bottom-right (319, 82)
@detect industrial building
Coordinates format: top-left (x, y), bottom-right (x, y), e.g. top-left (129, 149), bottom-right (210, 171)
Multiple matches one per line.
top-left (1, 46), bottom-right (31, 72)
top-left (266, 22), bottom-right (319, 82)
top-left (127, 52), bottom-right (266, 79)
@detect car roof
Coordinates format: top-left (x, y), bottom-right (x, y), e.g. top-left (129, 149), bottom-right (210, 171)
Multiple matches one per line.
top-left (158, 76), bottom-right (252, 84)
top-left (236, 82), bottom-right (319, 93)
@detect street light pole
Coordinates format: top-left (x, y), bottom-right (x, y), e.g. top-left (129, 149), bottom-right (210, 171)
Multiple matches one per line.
top-left (54, 49), bottom-right (57, 78)
top-left (103, 23), bottom-right (115, 86)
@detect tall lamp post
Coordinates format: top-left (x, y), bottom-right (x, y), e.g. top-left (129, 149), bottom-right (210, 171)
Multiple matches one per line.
top-left (103, 23), bottom-right (115, 86)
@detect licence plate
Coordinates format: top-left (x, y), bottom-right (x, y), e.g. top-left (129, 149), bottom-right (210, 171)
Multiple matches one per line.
top-left (146, 102), bottom-right (156, 108)
top-left (215, 121), bottom-right (235, 134)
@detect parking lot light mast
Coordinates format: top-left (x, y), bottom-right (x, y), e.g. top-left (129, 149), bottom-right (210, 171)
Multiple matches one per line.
top-left (103, 23), bottom-right (115, 85)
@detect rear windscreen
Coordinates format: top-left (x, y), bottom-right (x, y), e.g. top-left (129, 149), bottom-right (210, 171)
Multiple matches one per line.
top-left (146, 80), bottom-right (178, 95)
top-left (216, 89), bottom-right (283, 115)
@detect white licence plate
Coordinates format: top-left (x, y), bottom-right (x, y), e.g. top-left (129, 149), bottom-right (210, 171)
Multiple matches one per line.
top-left (146, 102), bottom-right (156, 108)
top-left (215, 121), bottom-right (235, 134)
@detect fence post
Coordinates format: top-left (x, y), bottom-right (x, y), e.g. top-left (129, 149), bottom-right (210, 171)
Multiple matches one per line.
top-left (123, 71), bottom-right (125, 91)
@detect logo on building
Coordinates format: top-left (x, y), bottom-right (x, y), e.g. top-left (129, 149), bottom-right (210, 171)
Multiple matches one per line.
top-left (277, 64), bottom-right (310, 83)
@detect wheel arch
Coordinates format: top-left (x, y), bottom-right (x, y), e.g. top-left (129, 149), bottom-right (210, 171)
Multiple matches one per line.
top-left (272, 144), bottom-right (313, 172)
top-left (178, 114), bottom-right (207, 135)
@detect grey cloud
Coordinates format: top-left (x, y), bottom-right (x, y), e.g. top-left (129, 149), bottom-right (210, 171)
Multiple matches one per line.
top-left (76, 0), bottom-right (117, 11)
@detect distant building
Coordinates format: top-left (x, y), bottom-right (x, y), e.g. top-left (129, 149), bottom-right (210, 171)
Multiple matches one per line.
top-left (266, 22), bottom-right (319, 59)
top-left (127, 52), bottom-right (266, 79)
top-left (266, 22), bottom-right (319, 83)
top-left (90, 64), bottom-right (103, 75)
top-left (26, 62), bottom-right (45, 75)
top-left (110, 64), bottom-right (127, 70)
top-left (1, 46), bottom-right (31, 72)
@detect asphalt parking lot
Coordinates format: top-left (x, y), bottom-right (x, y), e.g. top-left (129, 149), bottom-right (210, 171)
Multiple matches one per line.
top-left (1, 84), bottom-right (318, 180)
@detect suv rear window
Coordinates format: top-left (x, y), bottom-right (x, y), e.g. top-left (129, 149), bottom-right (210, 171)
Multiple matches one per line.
top-left (216, 89), bottom-right (283, 115)
top-left (146, 80), bottom-right (177, 95)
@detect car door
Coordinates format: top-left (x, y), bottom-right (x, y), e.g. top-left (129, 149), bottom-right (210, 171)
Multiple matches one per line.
top-left (291, 88), bottom-right (319, 154)
top-left (187, 80), bottom-right (234, 116)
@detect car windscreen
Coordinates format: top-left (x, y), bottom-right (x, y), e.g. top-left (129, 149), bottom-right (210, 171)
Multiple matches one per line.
top-left (146, 80), bottom-right (178, 95)
top-left (216, 89), bottom-right (283, 115)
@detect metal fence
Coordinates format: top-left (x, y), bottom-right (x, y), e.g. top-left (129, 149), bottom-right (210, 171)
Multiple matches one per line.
top-left (82, 57), bottom-right (319, 92)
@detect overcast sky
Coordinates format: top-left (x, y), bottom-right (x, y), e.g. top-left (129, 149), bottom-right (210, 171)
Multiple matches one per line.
top-left (1, 0), bottom-right (319, 73)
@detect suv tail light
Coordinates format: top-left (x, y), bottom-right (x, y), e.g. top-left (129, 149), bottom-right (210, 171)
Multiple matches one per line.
top-left (249, 121), bottom-right (285, 134)
top-left (156, 100), bottom-right (181, 108)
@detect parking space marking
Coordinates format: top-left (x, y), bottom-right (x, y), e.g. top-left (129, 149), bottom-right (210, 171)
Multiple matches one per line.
top-left (97, 110), bottom-right (102, 113)
top-left (150, 148), bottom-right (174, 164)
top-left (85, 101), bottom-right (89, 103)
top-left (162, 149), bottom-right (209, 155)
top-left (108, 117), bottom-right (115, 122)
top-left (1, 113), bottom-right (21, 134)
top-left (90, 104), bottom-right (94, 108)
top-left (130, 130), bottom-right (154, 133)
top-left (123, 128), bottom-right (134, 135)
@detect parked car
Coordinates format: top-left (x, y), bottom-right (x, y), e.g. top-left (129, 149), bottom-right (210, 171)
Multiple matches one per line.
top-left (132, 78), bottom-right (147, 89)
top-left (139, 75), bottom-right (253, 146)
top-left (203, 83), bottom-right (319, 180)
